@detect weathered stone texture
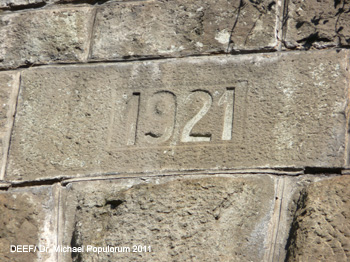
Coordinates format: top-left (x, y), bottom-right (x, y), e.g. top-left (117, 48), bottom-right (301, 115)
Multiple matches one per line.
top-left (0, 72), bottom-right (19, 179)
top-left (269, 175), bottom-right (332, 262)
top-left (0, 0), bottom-right (47, 9)
top-left (0, 7), bottom-right (94, 69)
top-left (6, 50), bottom-right (349, 181)
top-left (60, 175), bottom-right (275, 262)
top-left (0, 0), bottom-right (146, 9)
top-left (90, 0), bottom-right (277, 60)
top-left (284, 0), bottom-right (350, 49)
top-left (0, 186), bottom-right (57, 262)
top-left (286, 175), bottom-right (350, 262)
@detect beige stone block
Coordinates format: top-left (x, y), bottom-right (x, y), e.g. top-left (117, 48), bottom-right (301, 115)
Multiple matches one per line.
top-left (0, 72), bottom-right (19, 180)
top-left (266, 175), bottom-right (333, 262)
top-left (284, 0), bottom-right (350, 49)
top-left (286, 175), bottom-right (350, 262)
top-left (0, 7), bottom-right (94, 69)
top-left (6, 50), bottom-right (350, 181)
top-left (59, 175), bottom-right (275, 262)
top-left (0, 186), bottom-right (58, 262)
top-left (90, 0), bottom-right (277, 60)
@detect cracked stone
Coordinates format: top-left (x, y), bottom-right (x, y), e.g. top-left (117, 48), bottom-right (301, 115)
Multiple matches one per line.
top-left (90, 0), bottom-right (277, 60)
top-left (284, 0), bottom-right (350, 49)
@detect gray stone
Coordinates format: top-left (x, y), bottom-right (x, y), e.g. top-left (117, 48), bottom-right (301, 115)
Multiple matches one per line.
top-left (284, 0), bottom-right (350, 49)
top-left (90, 0), bottom-right (277, 60)
top-left (0, 0), bottom-right (145, 9)
top-left (0, 72), bottom-right (19, 180)
top-left (0, 0), bottom-right (49, 9)
top-left (0, 7), bottom-right (94, 69)
top-left (0, 186), bottom-right (58, 262)
top-left (6, 50), bottom-right (350, 182)
top-left (286, 175), bottom-right (350, 262)
top-left (60, 175), bottom-right (275, 262)
top-left (0, 0), bottom-right (44, 9)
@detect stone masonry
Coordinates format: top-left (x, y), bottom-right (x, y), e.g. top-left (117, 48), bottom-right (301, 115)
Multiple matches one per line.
top-left (0, 0), bottom-right (350, 261)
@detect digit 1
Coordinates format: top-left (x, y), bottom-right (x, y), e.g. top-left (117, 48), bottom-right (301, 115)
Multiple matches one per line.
top-left (126, 92), bottom-right (140, 145)
top-left (219, 88), bottom-right (235, 140)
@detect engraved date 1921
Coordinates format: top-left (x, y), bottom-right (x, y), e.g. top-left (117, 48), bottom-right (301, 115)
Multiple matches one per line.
top-left (108, 88), bottom-right (235, 146)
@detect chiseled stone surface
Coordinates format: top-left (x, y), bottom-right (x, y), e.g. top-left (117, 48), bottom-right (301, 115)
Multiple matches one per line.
top-left (90, 0), bottom-right (277, 60)
top-left (0, 186), bottom-right (57, 262)
top-left (0, 72), bottom-right (19, 179)
top-left (60, 175), bottom-right (275, 262)
top-left (6, 50), bottom-right (349, 182)
top-left (286, 175), bottom-right (350, 262)
top-left (284, 0), bottom-right (350, 49)
top-left (0, 7), bottom-right (94, 69)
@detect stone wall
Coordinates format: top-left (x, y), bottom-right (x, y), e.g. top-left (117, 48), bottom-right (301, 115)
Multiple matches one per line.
top-left (0, 0), bottom-right (350, 261)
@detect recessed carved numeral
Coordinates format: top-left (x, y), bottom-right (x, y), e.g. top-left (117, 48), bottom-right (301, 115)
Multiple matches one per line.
top-left (219, 88), bottom-right (235, 140)
top-left (181, 90), bottom-right (212, 142)
top-left (143, 91), bottom-right (176, 144)
top-left (120, 88), bottom-right (236, 146)
top-left (126, 92), bottom-right (140, 145)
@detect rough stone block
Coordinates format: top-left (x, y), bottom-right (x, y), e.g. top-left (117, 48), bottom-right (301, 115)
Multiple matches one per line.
top-left (6, 50), bottom-right (350, 181)
top-left (0, 72), bottom-right (19, 180)
top-left (0, 186), bottom-right (58, 262)
top-left (0, 7), bottom-right (94, 69)
top-left (286, 175), bottom-right (350, 262)
top-left (267, 175), bottom-right (330, 262)
top-left (90, 0), bottom-right (277, 60)
top-left (60, 175), bottom-right (275, 262)
top-left (0, 0), bottom-right (47, 9)
top-left (284, 0), bottom-right (350, 49)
